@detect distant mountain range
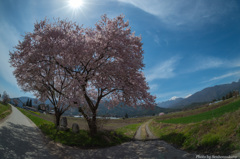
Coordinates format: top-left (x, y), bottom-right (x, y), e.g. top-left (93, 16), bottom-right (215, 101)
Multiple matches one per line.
top-left (158, 80), bottom-right (240, 109)
top-left (10, 80), bottom-right (240, 116)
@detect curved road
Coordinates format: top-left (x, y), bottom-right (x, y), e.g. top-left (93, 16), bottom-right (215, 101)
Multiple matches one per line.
top-left (0, 105), bottom-right (59, 159)
top-left (0, 105), bottom-right (197, 159)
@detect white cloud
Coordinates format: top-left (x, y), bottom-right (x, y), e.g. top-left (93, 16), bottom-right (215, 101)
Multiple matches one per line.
top-left (149, 83), bottom-right (159, 92)
top-left (207, 71), bottom-right (240, 82)
top-left (153, 35), bottom-right (160, 45)
top-left (145, 56), bottom-right (180, 82)
top-left (184, 55), bottom-right (224, 73)
top-left (184, 55), bottom-right (240, 74)
top-left (227, 58), bottom-right (240, 68)
top-left (193, 56), bottom-right (224, 71)
top-left (119, 0), bottom-right (237, 29)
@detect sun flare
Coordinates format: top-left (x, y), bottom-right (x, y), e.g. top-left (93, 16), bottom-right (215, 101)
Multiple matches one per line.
top-left (68, 0), bottom-right (83, 9)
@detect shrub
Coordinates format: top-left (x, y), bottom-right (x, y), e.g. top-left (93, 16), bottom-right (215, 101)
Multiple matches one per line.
top-left (160, 132), bottom-right (186, 147)
top-left (200, 134), bottom-right (219, 148)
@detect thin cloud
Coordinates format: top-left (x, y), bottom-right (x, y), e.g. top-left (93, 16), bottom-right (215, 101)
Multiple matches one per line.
top-left (118, 0), bottom-right (237, 29)
top-left (185, 55), bottom-right (240, 74)
top-left (193, 57), bottom-right (224, 71)
top-left (183, 56), bottom-right (224, 73)
top-left (227, 58), bottom-right (240, 68)
top-left (154, 35), bottom-right (160, 45)
top-left (145, 56), bottom-right (180, 82)
top-left (149, 83), bottom-right (159, 92)
top-left (207, 71), bottom-right (240, 82)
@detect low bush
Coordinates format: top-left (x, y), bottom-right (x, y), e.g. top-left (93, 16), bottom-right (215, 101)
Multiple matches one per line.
top-left (160, 132), bottom-right (186, 147)
top-left (200, 134), bottom-right (220, 149)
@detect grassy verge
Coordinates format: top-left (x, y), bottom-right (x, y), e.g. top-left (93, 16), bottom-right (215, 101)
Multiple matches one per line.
top-left (17, 107), bottom-right (131, 148)
top-left (18, 107), bottom-right (53, 126)
top-left (160, 98), bottom-right (240, 124)
top-left (150, 104), bottom-right (240, 155)
top-left (116, 122), bottom-right (142, 138)
top-left (0, 103), bottom-right (12, 120)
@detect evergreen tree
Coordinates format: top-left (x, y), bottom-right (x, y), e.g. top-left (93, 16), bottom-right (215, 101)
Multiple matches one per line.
top-left (29, 99), bottom-right (32, 107)
top-left (26, 99), bottom-right (29, 106)
top-left (222, 96), bottom-right (226, 101)
top-left (125, 113), bottom-right (128, 119)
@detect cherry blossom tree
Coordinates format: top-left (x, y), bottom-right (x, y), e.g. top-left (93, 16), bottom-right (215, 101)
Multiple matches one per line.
top-left (10, 15), bottom-right (156, 135)
top-left (9, 20), bottom-right (74, 126)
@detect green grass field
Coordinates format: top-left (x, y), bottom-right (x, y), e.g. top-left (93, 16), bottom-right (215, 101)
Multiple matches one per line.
top-left (0, 103), bottom-right (12, 120)
top-left (159, 98), bottom-right (240, 124)
top-left (150, 97), bottom-right (240, 155)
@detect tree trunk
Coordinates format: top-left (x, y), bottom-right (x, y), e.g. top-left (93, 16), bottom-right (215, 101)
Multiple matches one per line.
top-left (87, 110), bottom-right (97, 136)
top-left (87, 119), bottom-right (97, 136)
top-left (55, 111), bottom-right (61, 127)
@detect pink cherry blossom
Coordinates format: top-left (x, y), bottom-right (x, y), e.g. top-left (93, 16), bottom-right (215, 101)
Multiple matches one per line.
top-left (10, 14), bottom-right (156, 134)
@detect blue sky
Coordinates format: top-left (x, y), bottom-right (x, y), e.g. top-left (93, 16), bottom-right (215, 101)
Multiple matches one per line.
top-left (1, 0), bottom-right (240, 102)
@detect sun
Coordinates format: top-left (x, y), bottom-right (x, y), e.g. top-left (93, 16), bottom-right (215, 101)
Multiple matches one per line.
top-left (68, 0), bottom-right (84, 9)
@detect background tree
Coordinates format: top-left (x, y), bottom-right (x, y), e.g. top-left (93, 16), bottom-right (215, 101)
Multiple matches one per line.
top-left (10, 15), bottom-right (156, 134)
top-left (222, 96), bottom-right (226, 101)
top-left (26, 99), bottom-right (29, 106)
top-left (2, 91), bottom-right (10, 105)
top-left (29, 99), bottom-right (32, 107)
top-left (46, 104), bottom-right (50, 113)
top-left (125, 113), bottom-right (128, 119)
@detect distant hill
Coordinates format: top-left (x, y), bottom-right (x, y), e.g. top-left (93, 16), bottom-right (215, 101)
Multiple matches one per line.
top-left (158, 80), bottom-right (240, 109)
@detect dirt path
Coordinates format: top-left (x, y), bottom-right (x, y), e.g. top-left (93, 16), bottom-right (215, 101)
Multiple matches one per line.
top-left (134, 119), bottom-right (157, 140)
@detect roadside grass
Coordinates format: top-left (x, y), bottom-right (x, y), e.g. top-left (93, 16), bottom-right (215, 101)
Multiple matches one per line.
top-left (0, 103), bottom-right (12, 120)
top-left (18, 107), bottom-right (53, 126)
top-left (116, 122), bottom-right (142, 138)
top-left (159, 98), bottom-right (240, 124)
top-left (150, 98), bottom-right (240, 155)
top-left (17, 107), bottom-right (131, 148)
